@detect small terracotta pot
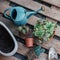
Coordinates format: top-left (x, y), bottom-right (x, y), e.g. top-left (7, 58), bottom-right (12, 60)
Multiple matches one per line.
top-left (25, 38), bottom-right (34, 47)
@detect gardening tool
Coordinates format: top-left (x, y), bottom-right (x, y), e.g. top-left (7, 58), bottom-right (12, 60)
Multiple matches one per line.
top-left (48, 47), bottom-right (58, 60)
top-left (4, 6), bottom-right (42, 26)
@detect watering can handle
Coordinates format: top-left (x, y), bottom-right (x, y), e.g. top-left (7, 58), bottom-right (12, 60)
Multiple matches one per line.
top-left (4, 8), bottom-right (11, 19)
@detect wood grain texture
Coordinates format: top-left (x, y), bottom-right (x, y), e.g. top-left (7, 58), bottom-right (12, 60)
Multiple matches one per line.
top-left (0, 1), bottom-right (30, 56)
top-left (1, 1), bottom-right (60, 55)
top-left (36, 38), bottom-right (60, 55)
top-left (0, 16), bottom-right (30, 55)
top-left (48, 5), bottom-right (60, 37)
top-left (0, 16), bottom-right (29, 59)
top-left (0, 42), bottom-right (29, 60)
top-left (0, 1), bottom-right (60, 60)
top-left (0, 1), bottom-right (60, 37)
top-left (26, 48), bottom-right (48, 60)
top-left (1, 16), bottom-right (60, 55)
top-left (27, 52), bottom-right (48, 60)
top-left (0, 56), bottom-right (20, 60)
top-left (0, 10), bottom-right (60, 37)
top-left (35, 4), bottom-right (60, 55)
top-left (41, 0), bottom-right (60, 8)
top-left (10, 0), bottom-right (60, 22)
top-left (34, 53), bottom-right (47, 60)
top-left (0, 1), bottom-right (10, 13)
top-left (28, 16), bottom-right (60, 37)
top-left (0, 53), bottom-right (47, 60)
top-left (18, 42), bottom-right (29, 55)
top-left (46, 17), bottom-right (60, 37)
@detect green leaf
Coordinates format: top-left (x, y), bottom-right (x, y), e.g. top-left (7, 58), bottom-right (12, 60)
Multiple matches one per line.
top-left (33, 20), bottom-right (57, 42)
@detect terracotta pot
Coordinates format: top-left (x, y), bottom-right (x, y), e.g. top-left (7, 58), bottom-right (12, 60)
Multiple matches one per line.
top-left (25, 38), bottom-right (34, 47)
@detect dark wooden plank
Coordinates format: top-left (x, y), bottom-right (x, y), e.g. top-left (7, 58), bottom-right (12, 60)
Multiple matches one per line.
top-left (10, 0), bottom-right (60, 22)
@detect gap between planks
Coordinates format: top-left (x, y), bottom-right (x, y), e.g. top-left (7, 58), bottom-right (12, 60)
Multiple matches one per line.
top-left (0, 53), bottom-right (48, 60)
top-left (10, 0), bottom-right (60, 22)
top-left (39, 0), bottom-right (60, 8)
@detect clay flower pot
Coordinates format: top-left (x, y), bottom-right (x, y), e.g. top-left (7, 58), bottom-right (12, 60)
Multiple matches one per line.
top-left (25, 38), bottom-right (34, 47)
top-left (0, 21), bottom-right (18, 56)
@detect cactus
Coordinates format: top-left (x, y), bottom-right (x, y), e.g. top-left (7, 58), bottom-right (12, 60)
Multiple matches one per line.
top-left (34, 46), bottom-right (45, 57)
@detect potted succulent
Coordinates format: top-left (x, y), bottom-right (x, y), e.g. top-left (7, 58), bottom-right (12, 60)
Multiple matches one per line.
top-left (34, 46), bottom-right (45, 57)
top-left (18, 25), bottom-right (30, 35)
top-left (18, 26), bottom-right (34, 47)
top-left (25, 29), bottom-right (34, 47)
top-left (33, 20), bottom-right (57, 43)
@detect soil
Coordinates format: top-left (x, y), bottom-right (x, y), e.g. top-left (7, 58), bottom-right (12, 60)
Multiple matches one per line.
top-left (0, 24), bottom-right (14, 53)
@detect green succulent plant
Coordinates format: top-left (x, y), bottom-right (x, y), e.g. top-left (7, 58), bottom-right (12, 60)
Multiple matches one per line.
top-left (18, 26), bottom-right (30, 34)
top-left (33, 20), bottom-right (57, 43)
top-left (34, 46), bottom-right (45, 56)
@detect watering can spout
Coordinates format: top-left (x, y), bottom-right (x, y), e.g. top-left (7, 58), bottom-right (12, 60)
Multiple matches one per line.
top-left (26, 7), bottom-right (43, 18)
top-left (26, 12), bottom-right (35, 18)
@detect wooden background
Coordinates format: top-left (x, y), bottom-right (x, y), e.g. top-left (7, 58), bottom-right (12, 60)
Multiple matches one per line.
top-left (0, 0), bottom-right (60, 60)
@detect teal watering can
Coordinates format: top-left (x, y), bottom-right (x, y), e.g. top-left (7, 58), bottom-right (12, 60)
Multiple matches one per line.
top-left (4, 6), bottom-right (42, 26)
